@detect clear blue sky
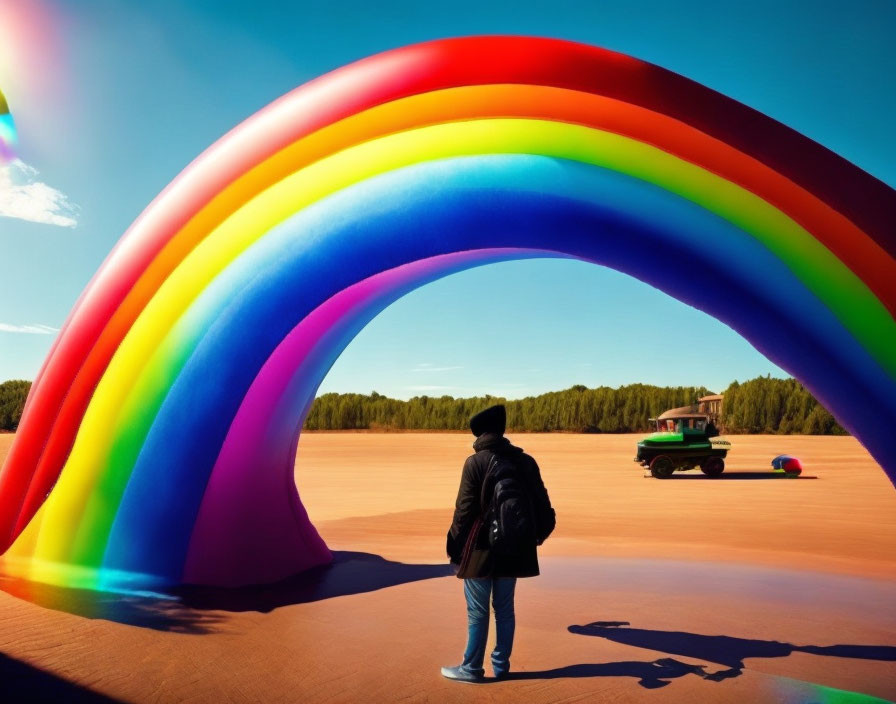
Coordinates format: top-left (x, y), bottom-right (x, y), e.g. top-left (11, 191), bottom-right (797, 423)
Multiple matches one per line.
top-left (1, 0), bottom-right (894, 399)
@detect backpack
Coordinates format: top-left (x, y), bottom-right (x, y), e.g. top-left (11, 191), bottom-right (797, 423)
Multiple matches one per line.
top-left (481, 452), bottom-right (537, 556)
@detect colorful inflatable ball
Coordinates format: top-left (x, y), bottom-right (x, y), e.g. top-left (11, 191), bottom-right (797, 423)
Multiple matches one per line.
top-left (772, 455), bottom-right (804, 476)
top-left (0, 36), bottom-right (893, 592)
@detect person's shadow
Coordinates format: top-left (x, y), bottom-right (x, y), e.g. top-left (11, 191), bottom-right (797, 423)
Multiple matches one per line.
top-left (507, 657), bottom-right (710, 689)
top-left (562, 621), bottom-right (896, 683)
top-left (0, 551), bottom-right (452, 633)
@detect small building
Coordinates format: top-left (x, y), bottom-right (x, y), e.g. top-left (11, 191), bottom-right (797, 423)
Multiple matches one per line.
top-left (650, 393), bottom-right (724, 433)
top-left (697, 394), bottom-right (724, 423)
top-left (655, 405), bottom-right (708, 432)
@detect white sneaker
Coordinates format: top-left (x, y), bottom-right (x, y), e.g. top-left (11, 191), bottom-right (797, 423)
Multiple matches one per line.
top-left (440, 665), bottom-right (485, 683)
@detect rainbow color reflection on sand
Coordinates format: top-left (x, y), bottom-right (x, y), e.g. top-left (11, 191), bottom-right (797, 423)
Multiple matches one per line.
top-left (770, 676), bottom-right (893, 703)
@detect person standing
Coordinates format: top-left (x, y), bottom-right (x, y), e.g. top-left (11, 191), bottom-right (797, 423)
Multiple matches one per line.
top-left (441, 404), bottom-right (556, 682)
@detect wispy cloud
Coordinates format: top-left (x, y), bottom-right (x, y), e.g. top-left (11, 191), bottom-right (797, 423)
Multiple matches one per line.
top-left (0, 322), bottom-right (58, 334)
top-left (412, 363), bottom-right (464, 373)
top-left (0, 159), bottom-right (79, 227)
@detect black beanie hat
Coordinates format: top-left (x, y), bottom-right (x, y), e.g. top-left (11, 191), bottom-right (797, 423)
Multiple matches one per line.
top-left (470, 404), bottom-right (506, 437)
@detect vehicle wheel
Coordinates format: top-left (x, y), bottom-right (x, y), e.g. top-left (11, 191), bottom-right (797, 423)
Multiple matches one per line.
top-left (650, 455), bottom-right (675, 478)
top-left (701, 457), bottom-right (725, 477)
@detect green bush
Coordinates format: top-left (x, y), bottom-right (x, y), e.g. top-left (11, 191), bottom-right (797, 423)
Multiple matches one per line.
top-left (0, 380), bottom-right (32, 431)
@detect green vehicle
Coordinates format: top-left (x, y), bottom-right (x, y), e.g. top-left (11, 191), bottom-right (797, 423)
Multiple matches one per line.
top-left (635, 409), bottom-right (731, 478)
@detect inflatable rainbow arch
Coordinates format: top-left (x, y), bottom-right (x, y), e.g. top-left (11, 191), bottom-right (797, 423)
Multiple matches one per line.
top-left (1, 36), bottom-right (894, 591)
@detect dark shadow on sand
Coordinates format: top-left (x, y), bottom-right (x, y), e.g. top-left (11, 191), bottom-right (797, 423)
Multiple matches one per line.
top-left (497, 622), bottom-right (895, 688)
top-left (175, 550), bottom-right (453, 612)
top-left (0, 652), bottom-right (124, 703)
top-left (0, 551), bottom-right (452, 633)
top-left (506, 657), bottom-right (709, 688)
top-left (0, 574), bottom-right (225, 634)
top-left (661, 471), bottom-right (816, 480)
top-left (567, 621), bottom-right (896, 681)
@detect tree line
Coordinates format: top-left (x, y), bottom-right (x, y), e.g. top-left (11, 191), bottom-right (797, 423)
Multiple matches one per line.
top-left (0, 376), bottom-right (845, 434)
top-left (304, 384), bottom-right (710, 432)
top-left (304, 376), bottom-right (846, 434)
top-left (720, 376), bottom-right (846, 435)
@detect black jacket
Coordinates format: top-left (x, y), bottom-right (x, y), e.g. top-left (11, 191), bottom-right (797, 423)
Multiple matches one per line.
top-left (446, 433), bottom-right (556, 579)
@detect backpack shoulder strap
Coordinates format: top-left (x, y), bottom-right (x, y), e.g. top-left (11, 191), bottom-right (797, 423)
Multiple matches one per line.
top-left (479, 452), bottom-right (500, 513)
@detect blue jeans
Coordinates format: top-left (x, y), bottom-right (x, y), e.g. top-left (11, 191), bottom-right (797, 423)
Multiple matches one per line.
top-left (460, 577), bottom-right (517, 677)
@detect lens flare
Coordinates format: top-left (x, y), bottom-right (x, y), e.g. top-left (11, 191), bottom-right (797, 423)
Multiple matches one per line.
top-left (0, 88), bottom-right (17, 162)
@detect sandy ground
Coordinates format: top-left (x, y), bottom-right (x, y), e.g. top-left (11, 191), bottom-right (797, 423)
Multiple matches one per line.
top-left (1, 432), bottom-right (895, 703)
